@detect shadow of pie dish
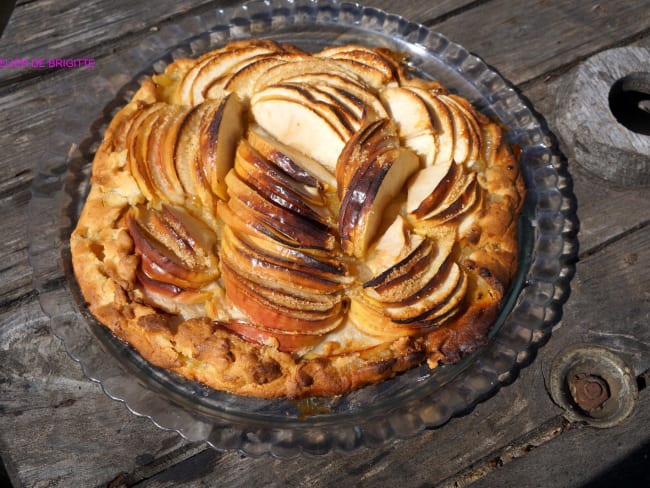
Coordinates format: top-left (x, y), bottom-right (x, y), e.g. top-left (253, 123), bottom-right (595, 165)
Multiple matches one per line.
top-left (70, 38), bottom-right (525, 399)
top-left (29, 0), bottom-right (577, 455)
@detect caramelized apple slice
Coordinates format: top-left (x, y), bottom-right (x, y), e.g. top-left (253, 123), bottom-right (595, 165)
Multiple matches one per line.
top-left (252, 57), bottom-right (366, 93)
top-left (406, 158), bottom-right (455, 215)
top-left (380, 86), bottom-right (440, 166)
top-left (404, 87), bottom-right (455, 167)
top-left (247, 124), bottom-right (336, 189)
top-left (284, 72), bottom-right (388, 120)
top-left (126, 205), bottom-right (219, 291)
top-left (225, 170), bottom-right (336, 251)
top-left (234, 141), bottom-right (332, 226)
top-left (199, 93), bottom-right (245, 200)
top-left (317, 45), bottom-right (397, 88)
top-left (126, 104), bottom-right (168, 201)
top-left (176, 43), bottom-right (283, 105)
top-left (254, 83), bottom-right (356, 140)
top-left (219, 320), bottom-right (327, 353)
top-left (221, 226), bottom-right (346, 296)
top-left (338, 119), bottom-right (419, 258)
top-left (363, 228), bottom-right (455, 304)
top-left (221, 263), bottom-right (344, 334)
top-left (220, 53), bottom-right (307, 99)
top-left (417, 171), bottom-right (477, 221)
top-left (251, 90), bottom-right (349, 171)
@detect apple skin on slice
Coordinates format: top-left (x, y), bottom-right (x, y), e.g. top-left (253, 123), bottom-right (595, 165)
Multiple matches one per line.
top-left (403, 87), bottom-right (455, 168)
top-left (126, 104), bottom-right (169, 202)
top-left (234, 140), bottom-right (332, 227)
top-left (221, 261), bottom-right (344, 336)
top-left (316, 45), bottom-right (397, 89)
top-left (224, 169), bottom-right (336, 251)
top-left (199, 93), bottom-right (246, 201)
top-left (283, 72), bottom-right (388, 121)
top-left (220, 226), bottom-right (347, 298)
top-left (219, 320), bottom-right (327, 353)
top-left (126, 204), bottom-right (220, 303)
top-left (250, 89), bottom-right (349, 173)
top-left (337, 119), bottom-right (420, 258)
top-left (176, 43), bottom-right (284, 105)
top-left (246, 124), bottom-right (336, 190)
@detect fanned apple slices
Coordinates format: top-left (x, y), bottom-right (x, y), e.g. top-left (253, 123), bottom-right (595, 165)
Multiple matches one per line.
top-left (71, 39), bottom-right (525, 398)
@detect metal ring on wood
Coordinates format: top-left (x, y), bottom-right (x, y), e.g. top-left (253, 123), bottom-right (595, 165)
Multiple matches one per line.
top-left (555, 47), bottom-right (650, 187)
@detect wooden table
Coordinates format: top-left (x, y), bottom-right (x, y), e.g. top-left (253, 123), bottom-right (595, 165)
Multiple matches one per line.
top-left (1, 1), bottom-right (649, 486)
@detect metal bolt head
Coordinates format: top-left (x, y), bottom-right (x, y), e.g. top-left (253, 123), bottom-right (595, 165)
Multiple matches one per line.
top-left (569, 373), bottom-right (610, 412)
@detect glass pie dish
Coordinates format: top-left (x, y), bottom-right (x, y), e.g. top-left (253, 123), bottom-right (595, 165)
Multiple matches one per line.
top-left (29, 0), bottom-right (578, 457)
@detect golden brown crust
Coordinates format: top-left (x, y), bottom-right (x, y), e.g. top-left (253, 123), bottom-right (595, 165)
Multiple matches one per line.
top-left (71, 40), bottom-right (525, 398)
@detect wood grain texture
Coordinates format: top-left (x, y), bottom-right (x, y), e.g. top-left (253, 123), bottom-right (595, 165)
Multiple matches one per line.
top-left (470, 389), bottom-right (650, 488)
top-left (1, 0), bottom-right (649, 486)
top-left (0, 0), bottom-right (218, 82)
top-left (0, 299), bottom-right (192, 487)
top-left (0, 0), bottom-right (470, 85)
top-left (432, 0), bottom-right (650, 86)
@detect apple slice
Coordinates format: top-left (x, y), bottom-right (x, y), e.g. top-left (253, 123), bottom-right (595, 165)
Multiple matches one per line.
top-left (252, 57), bottom-right (366, 94)
top-left (416, 171), bottom-right (477, 221)
top-left (380, 86), bottom-right (434, 138)
top-left (221, 226), bottom-right (346, 296)
top-left (284, 72), bottom-right (388, 120)
top-left (363, 227), bottom-right (455, 304)
top-left (251, 89), bottom-right (350, 171)
top-left (221, 262), bottom-right (344, 335)
top-left (380, 86), bottom-right (439, 167)
top-left (338, 119), bottom-right (419, 258)
top-left (441, 94), bottom-right (483, 165)
top-left (234, 229), bottom-right (349, 284)
top-left (173, 102), bottom-right (213, 204)
top-left (316, 45), bottom-right (396, 89)
top-left (135, 268), bottom-right (210, 306)
top-left (409, 161), bottom-right (467, 219)
top-left (395, 269), bottom-right (468, 325)
top-left (247, 124), bottom-right (336, 190)
top-left (406, 158), bottom-right (454, 214)
top-left (225, 170), bottom-right (335, 251)
top-left (144, 105), bottom-right (187, 205)
top-left (404, 87), bottom-right (455, 167)
top-left (219, 320), bottom-right (327, 353)
top-left (382, 261), bottom-right (465, 322)
top-left (220, 53), bottom-right (308, 99)
top-left (424, 175), bottom-right (480, 224)
top-left (176, 44), bottom-right (282, 105)
top-left (199, 93), bottom-right (245, 200)
top-left (234, 143), bottom-right (332, 227)
top-left (254, 83), bottom-right (356, 140)
top-left (348, 297), bottom-right (411, 339)
top-left (126, 205), bottom-right (219, 290)
top-left (126, 103), bottom-right (169, 202)
top-left (235, 137), bottom-right (328, 211)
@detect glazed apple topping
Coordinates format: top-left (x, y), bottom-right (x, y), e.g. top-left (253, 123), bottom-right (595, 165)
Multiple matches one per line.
top-left (109, 40), bottom-right (517, 355)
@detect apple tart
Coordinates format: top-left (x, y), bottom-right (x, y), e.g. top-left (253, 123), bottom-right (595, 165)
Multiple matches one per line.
top-left (71, 39), bottom-right (525, 398)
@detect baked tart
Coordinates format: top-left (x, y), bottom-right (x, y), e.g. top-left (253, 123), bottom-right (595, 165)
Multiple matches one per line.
top-left (70, 39), bottom-right (525, 398)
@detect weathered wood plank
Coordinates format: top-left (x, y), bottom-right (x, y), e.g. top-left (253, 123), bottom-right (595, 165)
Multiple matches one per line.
top-left (0, 0), bottom-right (469, 85)
top-left (432, 0), bottom-right (650, 86)
top-left (1, 1), bottom-right (649, 486)
top-left (0, 298), bottom-right (193, 487)
top-left (520, 33), bottom-right (650, 254)
top-left (469, 389), bottom-right (650, 488)
top-left (0, 0), bottom-right (217, 82)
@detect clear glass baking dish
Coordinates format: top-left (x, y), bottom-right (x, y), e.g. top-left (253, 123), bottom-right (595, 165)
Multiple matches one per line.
top-left (29, 0), bottom-right (578, 457)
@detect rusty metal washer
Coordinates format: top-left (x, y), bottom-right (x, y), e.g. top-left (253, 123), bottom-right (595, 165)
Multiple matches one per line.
top-left (548, 344), bottom-right (638, 428)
